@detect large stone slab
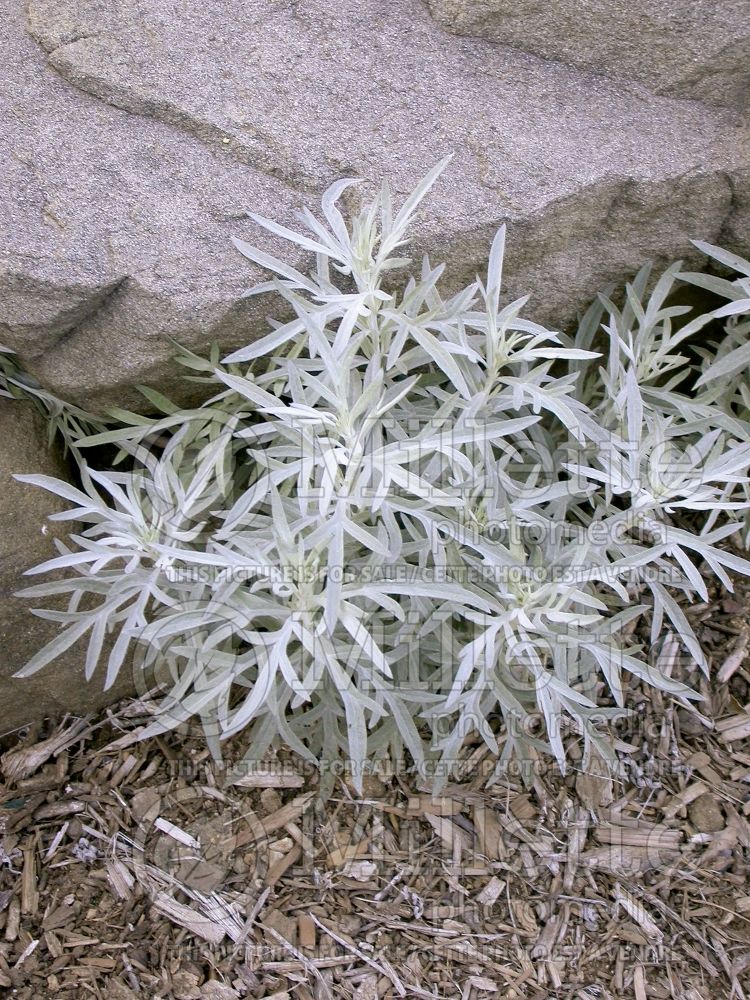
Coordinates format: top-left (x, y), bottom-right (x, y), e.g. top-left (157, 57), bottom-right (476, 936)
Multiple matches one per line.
top-left (0, 398), bottom-right (132, 732)
top-left (0, 0), bottom-right (748, 410)
top-left (423, 0), bottom-right (750, 107)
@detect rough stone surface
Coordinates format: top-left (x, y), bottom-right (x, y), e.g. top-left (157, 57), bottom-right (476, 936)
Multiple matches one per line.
top-left (0, 398), bottom-right (132, 731)
top-left (688, 793), bottom-right (726, 834)
top-left (423, 0), bottom-right (750, 107)
top-left (0, 0), bottom-right (747, 410)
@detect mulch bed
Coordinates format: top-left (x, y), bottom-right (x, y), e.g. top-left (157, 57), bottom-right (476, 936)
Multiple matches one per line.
top-left (1, 582), bottom-right (750, 999)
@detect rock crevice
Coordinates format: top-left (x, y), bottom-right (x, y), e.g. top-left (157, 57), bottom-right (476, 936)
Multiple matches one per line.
top-left (421, 0), bottom-right (750, 109)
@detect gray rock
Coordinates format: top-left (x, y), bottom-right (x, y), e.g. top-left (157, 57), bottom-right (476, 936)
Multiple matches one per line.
top-left (0, 398), bottom-right (131, 731)
top-left (688, 792), bottom-right (725, 834)
top-left (423, 0), bottom-right (750, 108)
top-left (0, 0), bottom-right (748, 410)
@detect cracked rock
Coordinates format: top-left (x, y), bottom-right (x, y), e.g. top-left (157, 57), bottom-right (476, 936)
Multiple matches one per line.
top-left (423, 0), bottom-right (750, 108)
top-left (0, 0), bottom-right (748, 409)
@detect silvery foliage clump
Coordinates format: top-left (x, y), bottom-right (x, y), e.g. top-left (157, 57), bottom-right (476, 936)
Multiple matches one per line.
top-left (9, 159), bottom-right (750, 791)
top-left (0, 346), bottom-right (108, 450)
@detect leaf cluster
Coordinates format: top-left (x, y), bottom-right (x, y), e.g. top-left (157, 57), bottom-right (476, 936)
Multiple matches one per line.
top-left (9, 161), bottom-right (750, 791)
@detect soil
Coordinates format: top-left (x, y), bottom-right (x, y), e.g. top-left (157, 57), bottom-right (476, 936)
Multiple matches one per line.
top-left (1, 582), bottom-right (749, 999)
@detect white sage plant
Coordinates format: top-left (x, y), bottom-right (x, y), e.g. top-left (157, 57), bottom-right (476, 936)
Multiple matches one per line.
top-left (10, 159), bottom-right (750, 792)
top-left (1, 342), bottom-right (111, 451)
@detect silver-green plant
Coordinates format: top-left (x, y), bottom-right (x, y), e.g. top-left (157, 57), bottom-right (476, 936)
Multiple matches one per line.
top-left (10, 160), bottom-right (750, 791)
top-left (1, 343), bottom-right (110, 451)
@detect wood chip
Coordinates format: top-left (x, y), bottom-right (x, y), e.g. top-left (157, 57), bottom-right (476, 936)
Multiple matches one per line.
top-left (613, 886), bottom-right (663, 943)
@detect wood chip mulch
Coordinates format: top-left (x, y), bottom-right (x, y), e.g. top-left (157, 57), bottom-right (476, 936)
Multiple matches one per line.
top-left (1, 585), bottom-right (750, 999)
